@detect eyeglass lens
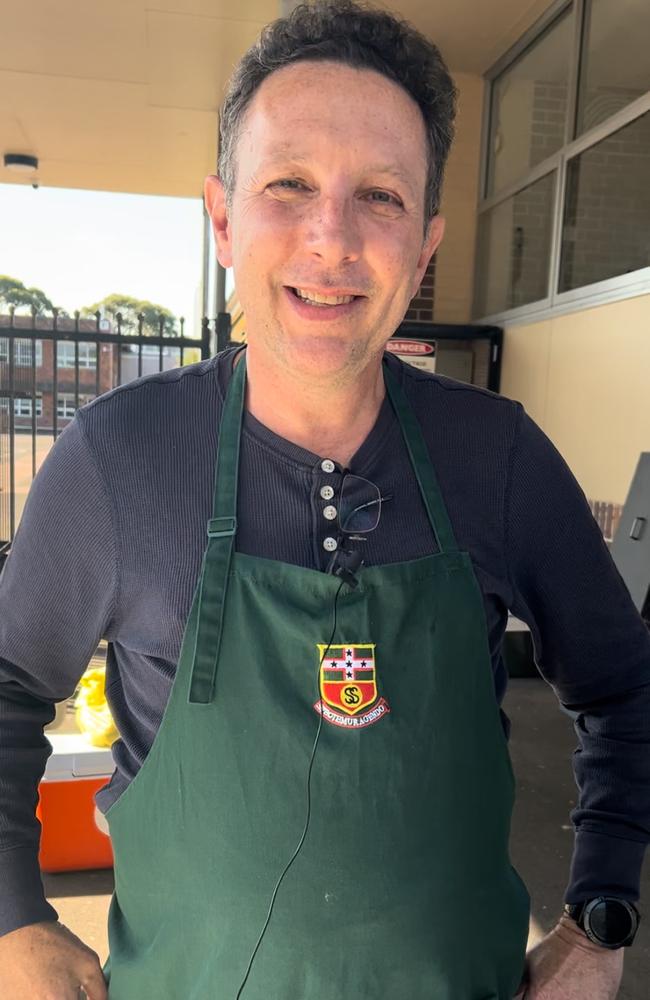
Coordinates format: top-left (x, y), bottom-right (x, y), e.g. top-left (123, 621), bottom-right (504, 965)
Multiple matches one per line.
top-left (338, 474), bottom-right (382, 534)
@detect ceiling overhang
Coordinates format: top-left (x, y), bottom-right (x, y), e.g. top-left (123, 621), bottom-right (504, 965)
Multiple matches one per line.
top-left (1, 0), bottom-right (555, 198)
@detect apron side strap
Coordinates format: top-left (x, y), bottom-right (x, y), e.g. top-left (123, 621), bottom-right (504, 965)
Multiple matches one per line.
top-left (188, 533), bottom-right (235, 704)
top-left (383, 361), bottom-right (459, 555)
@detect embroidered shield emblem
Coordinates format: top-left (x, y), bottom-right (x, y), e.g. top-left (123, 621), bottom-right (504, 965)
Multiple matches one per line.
top-left (314, 644), bottom-right (390, 729)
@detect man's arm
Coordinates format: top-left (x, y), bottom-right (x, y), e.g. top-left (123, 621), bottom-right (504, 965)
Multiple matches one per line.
top-left (504, 406), bottom-right (650, 903)
top-left (504, 407), bottom-right (650, 997)
top-left (0, 415), bottom-right (118, 937)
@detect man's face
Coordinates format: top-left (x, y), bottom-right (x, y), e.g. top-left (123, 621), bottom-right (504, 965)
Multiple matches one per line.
top-left (206, 60), bottom-right (444, 382)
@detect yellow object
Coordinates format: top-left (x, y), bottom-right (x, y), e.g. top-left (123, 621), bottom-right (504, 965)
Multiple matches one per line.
top-left (75, 667), bottom-right (118, 748)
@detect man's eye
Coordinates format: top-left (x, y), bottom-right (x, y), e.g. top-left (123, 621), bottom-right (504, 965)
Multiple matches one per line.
top-left (366, 190), bottom-right (404, 208)
top-left (269, 179), bottom-right (308, 192)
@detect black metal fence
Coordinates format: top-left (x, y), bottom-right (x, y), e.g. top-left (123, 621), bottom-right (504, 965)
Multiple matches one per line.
top-left (0, 308), bottom-right (231, 551)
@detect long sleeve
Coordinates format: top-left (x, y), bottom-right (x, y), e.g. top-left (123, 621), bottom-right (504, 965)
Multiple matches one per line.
top-left (0, 415), bottom-right (118, 937)
top-left (504, 405), bottom-right (650, 902)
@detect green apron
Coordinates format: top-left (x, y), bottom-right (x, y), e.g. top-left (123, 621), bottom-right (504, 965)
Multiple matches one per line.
top-left (104, 352), bottom-right (529, 999)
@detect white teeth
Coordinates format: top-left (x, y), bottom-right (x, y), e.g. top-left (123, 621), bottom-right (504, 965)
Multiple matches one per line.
top-left (294, 288), bottom-right (355, 306)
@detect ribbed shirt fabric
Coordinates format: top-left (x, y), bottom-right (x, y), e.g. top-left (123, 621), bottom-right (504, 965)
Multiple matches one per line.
top-left (1, 348), bottom-right (649, 938)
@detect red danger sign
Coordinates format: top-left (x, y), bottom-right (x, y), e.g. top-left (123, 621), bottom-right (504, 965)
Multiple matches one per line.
top-left (387, 339), bottom-right (435, 355)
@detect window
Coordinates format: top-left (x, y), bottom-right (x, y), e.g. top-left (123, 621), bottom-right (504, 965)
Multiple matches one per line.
top-left (57, 393), bottom-right (92, 419)
top-left (0, 339), bottom-right (43, 367)
top-left (124, 343), bottom-right (170, 356)
top-left (487, 9), bottom-right (573, 197)
top-left (57, 341), bottom-right (97, 369)
top-left (476, 0), bottom-right (650, 319)
top-left (559, 112), bottom-right (650, 292)
top-left (0, 396), bottom-right (43, 417)
top-left (474, 173), bottom-right (556, 317)
top-left (577, 0), bottom-right (650, 135)
top-left (14, 396), bottom-right (43, 418)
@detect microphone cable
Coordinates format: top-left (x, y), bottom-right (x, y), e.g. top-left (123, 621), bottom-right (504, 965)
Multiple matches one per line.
top-left (235, 577), bottom-right (346, 999)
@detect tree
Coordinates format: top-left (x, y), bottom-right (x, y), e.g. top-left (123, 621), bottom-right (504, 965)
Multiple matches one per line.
top-left (82, 293), bottom-right (178, 336)
top-left (0, 275), bottom-right (56, 315)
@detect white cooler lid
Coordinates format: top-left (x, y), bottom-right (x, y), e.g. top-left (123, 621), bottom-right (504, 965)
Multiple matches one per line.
top-left (506, 615), bottom-right (529, 632)
top-left (43, 732), bottom-right (115, 781)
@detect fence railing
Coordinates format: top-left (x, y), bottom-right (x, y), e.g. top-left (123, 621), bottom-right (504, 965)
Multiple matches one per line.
top-left (0, 308), bottom-right (231, 548)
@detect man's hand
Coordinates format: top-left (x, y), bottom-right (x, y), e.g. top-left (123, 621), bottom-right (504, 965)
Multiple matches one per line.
top-left (0, 920), bottom-right (108, 999)
top-left (514, 915), bottom-right (624, 999)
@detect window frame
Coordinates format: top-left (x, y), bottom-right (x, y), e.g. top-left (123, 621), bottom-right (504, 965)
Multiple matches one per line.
top-left (0, 339), bottom-right (44, 368)
top-left (475, 0), bottom-right (650, 324)
top-left (57, 393), bottom-right (85, 419)
top-left (56, 340), bottom-right (98, 370)
top-left (13, 395), bottom-right (43, 418)
top-left (55, 392), bottom-right (95, 420)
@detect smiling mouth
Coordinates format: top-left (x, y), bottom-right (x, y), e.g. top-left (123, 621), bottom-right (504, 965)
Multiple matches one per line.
top-left (289, 287), bottom-right (362, 307)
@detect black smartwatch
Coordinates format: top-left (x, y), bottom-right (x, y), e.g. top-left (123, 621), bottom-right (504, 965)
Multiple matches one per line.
top-left (564, 897), bottom-right (640, 949)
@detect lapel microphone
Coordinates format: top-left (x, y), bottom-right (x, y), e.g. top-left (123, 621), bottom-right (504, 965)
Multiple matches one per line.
top-left (327, 537), bottom-right (365, 589)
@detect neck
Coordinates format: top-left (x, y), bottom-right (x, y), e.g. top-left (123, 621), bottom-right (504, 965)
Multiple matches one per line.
top-left (240, 345), bottom-right (386, 468)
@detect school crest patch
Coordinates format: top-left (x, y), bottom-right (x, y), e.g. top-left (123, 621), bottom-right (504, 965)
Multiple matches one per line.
top-left (313, 644), bottom-right (390, 729)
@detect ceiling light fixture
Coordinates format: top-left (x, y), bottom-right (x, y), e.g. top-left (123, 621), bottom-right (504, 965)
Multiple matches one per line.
top-left (3, 153), bottom-right (39, 174)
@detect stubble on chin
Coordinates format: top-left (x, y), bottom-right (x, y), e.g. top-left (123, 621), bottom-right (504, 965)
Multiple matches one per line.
top-left (267, 326), bottom-right (385, 390)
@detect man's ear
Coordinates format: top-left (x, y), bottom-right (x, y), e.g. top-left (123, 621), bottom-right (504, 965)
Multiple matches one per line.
top-left (411, 215), bottom-right (445, 299)
top-left (204, 175), bottom-right (233, 268)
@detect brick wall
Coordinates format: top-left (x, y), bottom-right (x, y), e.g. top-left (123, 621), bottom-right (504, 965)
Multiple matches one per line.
top-left (508, 172), bottom-right (555, 309)
top-left (403, 72), bottom-right (485, 325)
top-left (434, 72), bottom-right (484, 324)
top-left (404, 258), bottom-right (436, 322)
top-left (529, 81), bottom-right (567, 165)
top-left (505, 83), bottom-right (649, 307)
top-left (560, 107), bottom-right (650, 292)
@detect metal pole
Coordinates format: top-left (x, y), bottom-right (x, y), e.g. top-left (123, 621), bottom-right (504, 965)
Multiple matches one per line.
top-left (216, 262), bottom-right (226, 315)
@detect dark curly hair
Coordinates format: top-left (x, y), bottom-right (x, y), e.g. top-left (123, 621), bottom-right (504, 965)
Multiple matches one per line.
top-left (218, 0), bottom-right (457, 230)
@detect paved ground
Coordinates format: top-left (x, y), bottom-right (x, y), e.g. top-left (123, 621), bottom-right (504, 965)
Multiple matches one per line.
top-left (43, 677), bottom-right (649, 996)
top-left (0, 432), bottom-right (52, 532)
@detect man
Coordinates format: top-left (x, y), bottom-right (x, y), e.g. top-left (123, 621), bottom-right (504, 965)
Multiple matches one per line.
top-left (0, 2), bottom-right (648, 997)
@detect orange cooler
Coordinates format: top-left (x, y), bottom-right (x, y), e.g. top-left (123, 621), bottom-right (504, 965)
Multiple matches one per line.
top-left (37, 733), bottom-right (114, 873)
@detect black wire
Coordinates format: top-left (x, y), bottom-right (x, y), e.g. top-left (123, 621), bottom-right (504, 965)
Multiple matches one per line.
top-left (235, 578), bottom-right (346, 999)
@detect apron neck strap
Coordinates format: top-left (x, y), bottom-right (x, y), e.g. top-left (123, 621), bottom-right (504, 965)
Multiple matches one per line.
top-left (189, 350), bottom-right (458, 704)
top-left (210, 349), bottom-right (246, 526)
top-left (211, 352), bottom-right (458, 555)
top-left (188, 351), bottom-right (246, 704)
top-left (383, 360), bottom-right (459, 555)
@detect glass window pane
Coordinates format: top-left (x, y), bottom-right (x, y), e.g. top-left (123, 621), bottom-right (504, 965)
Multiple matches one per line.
top-left (13, 339), bottom-right (42, 367)
top-left (56, 341), bottom-right (97, 369)
top-left (474, 172), bottom-right (556, 316)
top-left (577, 0), bottom-right (650, 135)
top-left (559, 112), bottom-right (650, 293)
top-left (487, 10), bottom-right (573, 196)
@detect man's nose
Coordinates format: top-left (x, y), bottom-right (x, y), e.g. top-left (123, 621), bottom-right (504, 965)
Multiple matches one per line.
top-left (304, 197), bottom-right (362, 266)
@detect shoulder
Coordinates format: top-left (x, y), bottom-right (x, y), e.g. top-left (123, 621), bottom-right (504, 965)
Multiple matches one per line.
top-left (83, 353), bottom-right (221, 417)
top-left (385, 352), bottom-right (522, 445)
top-left (75, 351), bottom-right (234, 445)
top-left (70, 351), bottom-right (237, 484)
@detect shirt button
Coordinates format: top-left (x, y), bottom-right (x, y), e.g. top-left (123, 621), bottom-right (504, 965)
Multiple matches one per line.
top-left (321, 459), bottom-right (336, 473)
top-left (323, 505), bottom-right (337, 521)
top-left (323, 536), bottom-right (338, 552)
top-left (320, 485), bottom-right (335, 501)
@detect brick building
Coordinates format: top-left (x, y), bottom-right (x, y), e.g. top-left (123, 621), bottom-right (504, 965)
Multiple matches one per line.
top-left (0, 315), bottom-right (116, 432)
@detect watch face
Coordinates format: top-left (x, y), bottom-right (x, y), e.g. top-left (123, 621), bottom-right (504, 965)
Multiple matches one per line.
top-left (586, 899), bottom-right (635, 945)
